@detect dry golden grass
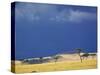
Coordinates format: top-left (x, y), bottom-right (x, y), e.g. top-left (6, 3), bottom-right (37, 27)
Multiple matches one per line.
top-left (13, 59), bottom-right (97, 73)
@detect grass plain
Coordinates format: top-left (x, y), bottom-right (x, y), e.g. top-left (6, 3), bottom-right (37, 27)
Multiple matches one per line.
top-left (12, 54), bottom-right (97, 73)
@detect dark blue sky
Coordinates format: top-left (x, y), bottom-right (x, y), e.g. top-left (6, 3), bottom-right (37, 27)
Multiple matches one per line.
top-left (14, 2), bottom-right (97, 59)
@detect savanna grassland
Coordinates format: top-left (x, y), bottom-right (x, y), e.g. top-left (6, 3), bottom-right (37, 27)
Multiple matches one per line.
top-left (11, 54), bottom-right (97, 73)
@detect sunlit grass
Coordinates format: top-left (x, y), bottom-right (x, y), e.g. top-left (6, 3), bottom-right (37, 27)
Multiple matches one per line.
top-left (13, 59), bottom-right (97, 73)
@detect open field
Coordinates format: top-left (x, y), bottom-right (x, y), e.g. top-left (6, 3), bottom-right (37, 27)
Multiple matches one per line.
top-left (11, 54), bottom-right (97, 73)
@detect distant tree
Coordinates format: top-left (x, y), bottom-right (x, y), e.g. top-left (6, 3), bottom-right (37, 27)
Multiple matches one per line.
top-left (22, 59), bottom-right (29, 64)
top-left (53, 55), bottom-right (62, 64)
top-left (89, 53), bottom-right (96, 58)
top-left (75, 48), bottom-right (83, 63)
top-left (39, 57), bottom-right (44, 63)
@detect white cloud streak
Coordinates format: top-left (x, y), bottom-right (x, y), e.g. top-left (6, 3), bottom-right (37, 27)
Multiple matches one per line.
top-left (68, 10), bottom-right (96, 23)
top-left (15, 2), bottom-right (96, 23)
top-left (50, 9), bottom-right (96, 23)
top-left (15, 3), bottom-right (57, 21)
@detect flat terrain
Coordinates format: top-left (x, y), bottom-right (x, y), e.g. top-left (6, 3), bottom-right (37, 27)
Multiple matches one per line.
top-left (12, 54), bottom-right (97, 73)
